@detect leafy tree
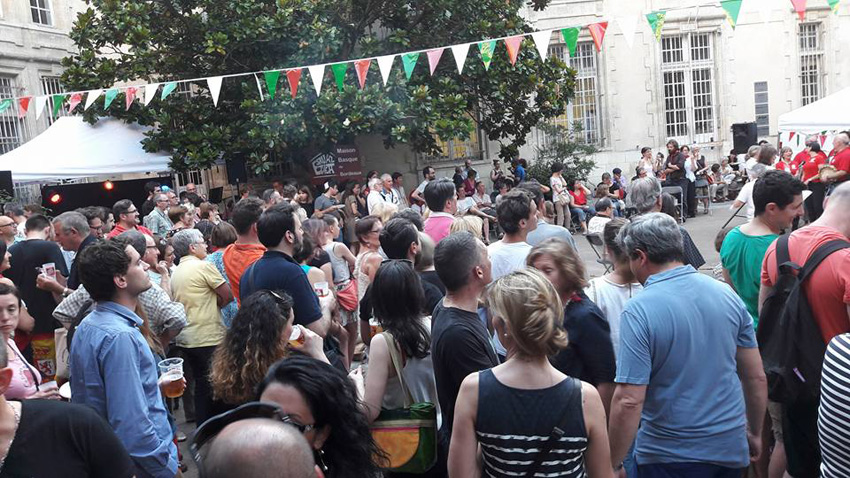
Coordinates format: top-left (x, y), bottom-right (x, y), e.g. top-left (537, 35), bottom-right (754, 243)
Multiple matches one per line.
top-left (527, 121), bottom-right (597, 186)
top-left (61, 0), bottom-right (575, 173)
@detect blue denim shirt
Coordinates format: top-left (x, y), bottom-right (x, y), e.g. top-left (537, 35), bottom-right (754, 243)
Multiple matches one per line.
top-left (70, 302), bottom-right (178, 478)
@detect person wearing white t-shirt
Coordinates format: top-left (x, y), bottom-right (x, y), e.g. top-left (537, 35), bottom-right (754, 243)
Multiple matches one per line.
top-left (732, 163), bottom-right (768, 220)
top-left (584, 218), bottom-right (642, 358)
top-left (410, 166), bottom-right (436, 214)
top-left (586, 198), bottom-right (613, 236)
top-left (458, 186), bottom-right (496, 243)
top-left (366, 177), bottom-right (385, 215)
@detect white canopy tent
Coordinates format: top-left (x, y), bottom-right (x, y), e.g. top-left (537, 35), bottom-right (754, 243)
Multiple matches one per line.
top-left (0, 117), bottom-right (171, 182)
top-left (778, 87), bottom-right (850, 134)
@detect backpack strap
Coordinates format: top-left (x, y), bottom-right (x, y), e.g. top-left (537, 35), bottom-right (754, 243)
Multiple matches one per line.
top-left (524, 378), bottom-right (581, 478)
top-left (775, 234), bottom-right (793, 272)
top-left (798, 239), bottom-right (850, 282)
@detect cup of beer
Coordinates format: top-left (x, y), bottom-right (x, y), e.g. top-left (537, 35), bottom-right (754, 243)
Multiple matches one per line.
top-left (313, 281), bottom-right (330, 298)
top-left (157, 358), bottom-right (185, 398)
top-left (288, 325), bottom-right (306, 348)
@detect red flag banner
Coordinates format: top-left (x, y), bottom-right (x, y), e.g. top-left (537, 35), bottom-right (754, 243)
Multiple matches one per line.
top-left (125, 87), bottom-right (137, 110)
top-left (588, 22), bottom-right (608, 52)
top-left (504, 36), bottom-right (523, 66)
top-left (68, 93), bottom-right (83, 113)
top-left (790, 0), bottom-right (807, 20)
top-left (354, 59), bottom-right (371, 89)
top-left (17, 97), bottom-right (31, 119)
top-left (286, 69), bottom-right (302, 98)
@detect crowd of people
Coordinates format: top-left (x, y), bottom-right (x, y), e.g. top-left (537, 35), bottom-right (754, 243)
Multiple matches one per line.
top-left (0, 131), bottom-right (847, 478)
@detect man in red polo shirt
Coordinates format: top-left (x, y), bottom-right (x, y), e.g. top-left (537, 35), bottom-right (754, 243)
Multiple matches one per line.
top-left (824, 132), bottom-right (850, 185)
top-left (759, 181), bottom-right (850, 477)
top-left (106, 200), bottom-right (153, 239)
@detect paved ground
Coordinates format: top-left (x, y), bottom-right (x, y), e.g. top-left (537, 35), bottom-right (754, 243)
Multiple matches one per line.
top-left (175, 200), bottom-right (748, 476)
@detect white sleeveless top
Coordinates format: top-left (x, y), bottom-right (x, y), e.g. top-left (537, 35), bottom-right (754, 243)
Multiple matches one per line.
top-left (354, 251), bottom-right (379, 300)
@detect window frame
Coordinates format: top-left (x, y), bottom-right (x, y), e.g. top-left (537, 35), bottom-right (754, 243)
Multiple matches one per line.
top-left (798, 22), bottom-right (823, 106)
top-left (754, 81), bottom-right (770, 137)
top-left (29, 0), bottom-right (53, 26)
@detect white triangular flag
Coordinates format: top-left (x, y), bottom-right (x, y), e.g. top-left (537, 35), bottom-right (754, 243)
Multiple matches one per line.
top-left (451, 43), bottom-right (471, 74)
top-left (530, 30), bottom-right (552, 60)
top-left (253, 73), bottom-right (265, 101)
top-left (84, 89), bottom-right (102, 110)
top-left (143, 83), bottom-right (159, 106)
top-left (308, 65), bottom-right (325, 96)
top-left (34, 96), bottom-right (48, 120)
top-left (207, 76), bottom-right (223, 106)
top-left (376, 55), bottom-right (395, 86)
top-left (616, 15), bottom-right (639, 49)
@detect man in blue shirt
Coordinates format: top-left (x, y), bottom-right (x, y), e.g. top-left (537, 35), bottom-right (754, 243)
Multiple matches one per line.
top-left (70, 240), bottom-right (178, 478)
top-left (608, 213), bottom-right (767, 477)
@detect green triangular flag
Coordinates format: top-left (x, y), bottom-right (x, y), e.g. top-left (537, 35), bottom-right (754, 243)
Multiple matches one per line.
top-left (646, 11), bottom-right (666, 40)
top-left (0, 99), bottom-right (11, 114)
top-left (331, 63), bottom-right (348, 92)
top-left (401, 53), bottom-right (419, 80)
top-left (51, 94), bottom-right (67, 118)
top-left (160, 82), bottom-right (177, 100)
top-left (720, 0), bottom-right (743, 28)
top-left (478, 41), bottom-right (496, 71)
top-left (103, 89), bottom-right (118, 110)
top-left (264, 70), bottom-right (281, 99)
top-left (828, 0), bottom-right (840, 14)
top-left (560, 28), bottom-right (580, 56)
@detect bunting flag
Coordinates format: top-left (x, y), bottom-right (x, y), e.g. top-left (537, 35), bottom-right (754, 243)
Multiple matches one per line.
top-left (479, 40), bottom-right (496, 71)
top-left (286, 69), bottom-right (302, 98)
top-left (616, 15), bottom-right (639, 49)
top-left (253, 73), bottom-right (266, 100)
top-left (17, 97), bottom-right (31, 119)
top-left (35, 96), bottom-right (47, 120)
top-left (588, 22), bottom-right (608, 52)
top-left (721, 0), bottom-right (744, 28)
top-left (144, 83), bottom-right (159, 106)
top-left (451, 44), bottom-right (470, 73)
top-left (504, 36), bottom-right (523, 66)
top-left (160, 82), bottom-right (177, 100)
top-left (376, 55), bottom-right (394, 85)
top-left (560, 27), bottom-right (580, 56)
top-left (426, 49), bottom-right (444, 75)
top-left (401, 53), bottom-right (419, 80)
top-left (820, 134), bottom-right (827, 146)
top-left (0, 99), bottom-right (11, 114)
top-left (125, 87), bottom-right (137, 110)
top-left (353, 59), bottom-right (371, 88)
top-left (331, 63), bottom-right (348, 92)
top-left (646, 11), bottom-right (666, 40)
top-left (530, 30), bottom-right (552, 60)
top-left (308, 65), bottom-right (325, 96)
top-left (68, 93), bottom-right (83, 113)
top-left (791, 0), bottom-right (807, 20)
top-left (85, 89), bottom-right (102, 110)
top-left (51, 94), bottom-right (67, 118)
top-left (103, 89), bottom-right (118, 110)
top-left (789, 132), bottom-right (796, 142)
top-left (828, 0), bottom-right (840, 13)
top-left (264, 70), bottom-right (281, 99)
top-left (207, 76), bottom-right (223, 106)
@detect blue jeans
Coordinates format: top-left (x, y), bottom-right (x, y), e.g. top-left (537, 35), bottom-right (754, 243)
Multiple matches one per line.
top-left (636, 462), bottom-right (745, 478)
top-left (570, 206), bottom-right (596, 222)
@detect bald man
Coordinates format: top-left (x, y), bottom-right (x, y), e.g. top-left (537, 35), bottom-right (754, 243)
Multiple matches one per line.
top-left (204, 419), bottom-right (322, 478)
top-left (824, 132), bottom-right (850, 185)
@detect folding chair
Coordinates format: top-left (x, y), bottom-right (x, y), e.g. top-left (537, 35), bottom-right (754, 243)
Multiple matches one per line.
top-left (661, 186), bottom-right (685, 223)
top-left (586, 233), bottom-right (613, 274)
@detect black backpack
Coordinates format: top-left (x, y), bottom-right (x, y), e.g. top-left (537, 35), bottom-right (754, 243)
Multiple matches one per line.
top-left (757, 234), bottom-right (850, 404)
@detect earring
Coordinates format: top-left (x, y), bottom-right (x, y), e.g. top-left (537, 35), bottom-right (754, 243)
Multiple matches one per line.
top-left (314, 448), bottom-right (329, 473)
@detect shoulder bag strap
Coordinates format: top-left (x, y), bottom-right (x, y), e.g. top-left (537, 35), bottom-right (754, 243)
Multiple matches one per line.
top-left (798, 239), bottom-right (850, 282)
top-left (524, 378), bottom-right (580, 478)
top-left (382, 332), bottom-right (414, 408)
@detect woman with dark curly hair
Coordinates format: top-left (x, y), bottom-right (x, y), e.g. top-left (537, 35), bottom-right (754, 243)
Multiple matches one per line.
top-left (209, 290), bottom-right (327, 407)
top-left (258, 356), bottom-right (387, 478)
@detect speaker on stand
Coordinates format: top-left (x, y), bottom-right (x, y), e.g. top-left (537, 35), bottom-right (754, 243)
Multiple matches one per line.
top-left (731, 123), bottom-right (758, 155)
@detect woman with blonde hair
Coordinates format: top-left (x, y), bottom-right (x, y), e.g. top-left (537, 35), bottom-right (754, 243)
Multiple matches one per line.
top-left (449, 268), bottom-right (612, 478)
top-left (449, 215), bottom-right (484, 240)
top-left (371, 200), bottom-right (398, 225)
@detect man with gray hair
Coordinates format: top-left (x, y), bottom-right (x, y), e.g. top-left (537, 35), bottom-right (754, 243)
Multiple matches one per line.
top-left (627, 176), bottom-right (705, 269)
top-left (366, 177), bottom-right (385, 214)
top-left (3, 203), bottom-right (26, 240)
top-left (380, 173), bottom-right (400, 206)
top-left (823, 131), bottom-right (850, 187)
top-left (43, 211), bottom-right (95, 294)
top-left (143, 192), bottom-right (172, 237)
top-left (608, 213), bottom-right (767, 477)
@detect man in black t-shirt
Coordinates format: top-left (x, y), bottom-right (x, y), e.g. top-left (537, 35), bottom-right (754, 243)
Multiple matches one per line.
top-left (431, 231), bottom-right (499, 449)
top-left (662, 139), bottom-right (690, 218)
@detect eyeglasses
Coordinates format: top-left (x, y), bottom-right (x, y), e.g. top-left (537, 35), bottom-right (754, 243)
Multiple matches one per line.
top-left (190, 402), bottom-right (314, 471)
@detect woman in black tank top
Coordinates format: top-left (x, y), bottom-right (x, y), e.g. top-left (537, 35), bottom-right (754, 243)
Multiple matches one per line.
top-left (448, 269), bottom-right (613, 478)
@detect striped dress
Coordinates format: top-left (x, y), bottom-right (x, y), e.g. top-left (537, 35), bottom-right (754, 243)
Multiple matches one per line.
top-left (819, 333), bottom-right (850, 477)
top-left (476, 370), bottom-right (587, 477)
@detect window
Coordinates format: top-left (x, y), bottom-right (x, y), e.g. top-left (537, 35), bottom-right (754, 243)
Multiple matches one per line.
top-left (540, 42), bottom-right (602, 145)
top-left (30, 0), bottom-right (52, 25)
top-left (799, 23), bottom-right (823, 106)
top-left (0, 78), bottom-right (30, 155)
top-left (660, 33), bottom-right (718, 144)
top-left (40, 76), bottom-right (66, 125)
top-left (177, 170), bottom-right (203, 187)
top-left (425, 129), bottom-right (483, 163)
top-left (754, 82), bottom-right (770, 137)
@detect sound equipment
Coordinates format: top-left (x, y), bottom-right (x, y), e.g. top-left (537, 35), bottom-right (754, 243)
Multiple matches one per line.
top-left (0, 171), bottom-right (13, 198)
top-left (732, 123), bottom-right (758, 155)
top-left (225, 158), bottom-right (248, 185)
top-left (208, 187), bottom-right (223, 204)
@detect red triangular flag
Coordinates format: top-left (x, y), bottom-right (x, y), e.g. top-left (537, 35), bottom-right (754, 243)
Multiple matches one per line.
top-left (588, 22), bottom-right (608, 52)
top-left (504, 36), bottom-right (523, 66)
top-left (286, 69), bottom-right (302, 98)
top-left (17, 97), bottom-right (31, 119)
top-left (354, 59), bottom-right (371, 89)
top-left (791, 0), bottom-right (807, 20)
top-left (820, 134), bottom-right (827, 146)
top-left (68, 93), bottom-right (83, 113)
top-left (125, 87), bottom-right (137, 110)
top-left (789, 132), bottom-right (796, 142)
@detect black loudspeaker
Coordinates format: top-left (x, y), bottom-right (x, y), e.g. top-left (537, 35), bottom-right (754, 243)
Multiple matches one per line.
top-left (225, 158), bottom-right (248, 185)
top-left (732, 123), bottom-right (758, 155)
top-left (0, 172), bottom-right (12, 198)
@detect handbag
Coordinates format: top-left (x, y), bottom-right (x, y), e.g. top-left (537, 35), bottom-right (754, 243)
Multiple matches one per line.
top-left (335, 279), bottom-right (358, 312)
top-left (370, 333), bottom-right (437, 473)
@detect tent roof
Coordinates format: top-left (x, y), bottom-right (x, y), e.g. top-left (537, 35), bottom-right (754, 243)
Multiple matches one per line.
top-left (778, 87), bottom-right (850, 133)
top-left (0, 117), bottom-right (171, 182)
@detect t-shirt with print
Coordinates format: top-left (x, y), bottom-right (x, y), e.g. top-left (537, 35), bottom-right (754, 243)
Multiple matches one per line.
top-left (171, 256), bottom-right (227, 348)
top-left (761, 225), bottom-right (850, 343)
top-left (617, 265), bottom-right (756, 468)
top-left (487, 240), bottom-right (531, 281)
top-left (720, 226), bottom-right (778, 327)
top-left (223, 243), bottom-right (266, 306)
